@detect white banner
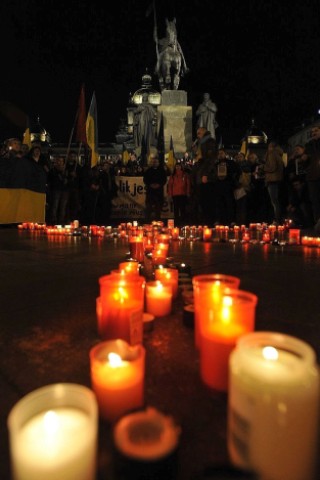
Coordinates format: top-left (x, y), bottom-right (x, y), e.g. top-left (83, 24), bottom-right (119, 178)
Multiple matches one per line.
top-left (111, 176), bottom-right (174, 219)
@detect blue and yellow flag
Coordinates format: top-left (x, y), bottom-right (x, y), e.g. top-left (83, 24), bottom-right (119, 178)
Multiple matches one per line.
top-left (86, 92), bottom-right (99, 167)
top-left (22, 116), bottom-right (32, 150)
top-left (240, 139), bottom-right (247, 157)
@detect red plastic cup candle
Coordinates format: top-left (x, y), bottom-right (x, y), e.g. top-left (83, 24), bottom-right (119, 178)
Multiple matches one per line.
top-left (288, 228), bottom-right (300, 245)
top-left (99, 274), bottom-right (145, 345)
top-left (171, 227), bottom-right (180, 240)
top-left (129, 237), bottom-right (145, 262)
top-left (155, 267), bottom-right (179, 299)
top-left (152, 246), bottom-right (168, 266)
top-left (200, 288), bottom-right (258, 392)
top-left (192, 274), bottom-right (241, 349)
top-left (202, 227), bottom-right (212, 241)
top-left (145, 281), bottom-right (172, 317)
top-left (90, 340), bottom-right (145, 423)
top-left (118, 261), bottom-right (140, 275)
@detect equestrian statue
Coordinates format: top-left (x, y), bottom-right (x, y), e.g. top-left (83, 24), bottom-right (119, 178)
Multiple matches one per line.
top-left (153, 17), bottom-right (188, 91)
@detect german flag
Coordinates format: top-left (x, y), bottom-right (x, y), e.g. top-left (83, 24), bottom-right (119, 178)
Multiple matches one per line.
top-left (86, 92), bottom-right (99, 167)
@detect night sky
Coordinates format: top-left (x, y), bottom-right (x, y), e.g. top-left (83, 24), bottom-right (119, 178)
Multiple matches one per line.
top-left (1, 0), bottom-right (320, 146)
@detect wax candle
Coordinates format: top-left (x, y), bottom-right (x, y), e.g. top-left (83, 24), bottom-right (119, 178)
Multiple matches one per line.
top-left (171, 227), bottom-right (180, 240)
top-left (7, 383), bottom-right (98, 480)
top-left (118, 261), bottom-right (140, 275)
top-left (90, 339), bottom-right (145, 423)
top-left (228, 332), bottom-right (320, 480)
top-left (155, 267), bottom-right (179, 299)
top-left (288, 228), bottom-right (300, 245)
top-left (199, 289), bottom-right (257, 392)
top-left (151, 247), bottom-right (168, 266)
top-left (203, 227), bottom-right (212, 241)
top-left (99, 274), bottom-right (145, 345)
top-left (145, 281), bottom-right (172, 317)
top-left (192, 274), bottom-right (241, 348)
top-left (129, 237), bottom-right (145, 262)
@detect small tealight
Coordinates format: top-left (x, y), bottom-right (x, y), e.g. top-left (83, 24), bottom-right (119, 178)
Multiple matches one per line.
top-left (113, 407), bottom-right (181, 461)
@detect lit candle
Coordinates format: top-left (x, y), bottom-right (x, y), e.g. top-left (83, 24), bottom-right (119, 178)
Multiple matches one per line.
top-left (288, 228), bottom-right (300, 245)
top-left (8, 383), bottom-right (98, 480)
top-left (155, 267), bottom-right (179, 299)
top-left (151, 247), bottom-right (168, 266)
top-left (171, 227), bottom-right (180, 240)
top-left (118, 261), bottom-right (140, 275)
top-left (228, 332), bottom-right (320, 480)
top-left (99, 274), bottom-right (145, 345)
top-left (199, 289), bottom-right (257, 392)
top-left (192, 274), bottom-right (241, 348)
top-left (90, 339), bottom-right (145, 423)
top-left (145, 281), bottom-right (172, 317)
top-left (129, 237), bottom-right (145, 262)
top-left (202, 227), bottom-right (212, 241)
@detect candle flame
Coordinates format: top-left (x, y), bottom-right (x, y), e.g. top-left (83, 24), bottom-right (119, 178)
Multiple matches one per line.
top-left (262, 346), bottom-right (279, 360)
top-left (108, 352), bottom-right (123, 367)
top-left (221, 296), bottom-right (233, 323)
top-left (43, 410), bottom-right (59, 433)
top-left (113, 286), bottom-right (128, 303)
top-left (155, 281), bottom-right (164, 291)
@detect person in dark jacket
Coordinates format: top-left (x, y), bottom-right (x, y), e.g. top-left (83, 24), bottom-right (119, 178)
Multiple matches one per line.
top-left (143, 154), bottom-right (167, 222)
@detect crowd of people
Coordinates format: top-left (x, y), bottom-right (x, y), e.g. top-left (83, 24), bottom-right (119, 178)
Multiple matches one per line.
top-left (1, 124), bottom-right (320, 231)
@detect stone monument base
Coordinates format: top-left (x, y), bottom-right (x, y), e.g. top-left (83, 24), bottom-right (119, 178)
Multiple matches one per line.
top-left (157, 90), bottom-right (192, 155)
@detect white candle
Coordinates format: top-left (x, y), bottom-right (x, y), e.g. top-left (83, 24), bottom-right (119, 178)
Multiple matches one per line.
top-left (228, 332), bottom-right (320, 480)
top-left (8, 384), bottom-right (98, 480)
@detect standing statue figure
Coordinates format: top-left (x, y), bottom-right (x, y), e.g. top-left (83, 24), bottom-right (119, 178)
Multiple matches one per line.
top-left (133, 92), bottom-right (157, 149)
top-left (196, 93), bottom-right (218, 140)
top-left (154, 18), bottom-right (188, 91)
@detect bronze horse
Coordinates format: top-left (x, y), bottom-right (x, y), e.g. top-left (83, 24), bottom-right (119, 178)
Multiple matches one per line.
top-left (155, 18), bottom-right (188, 91)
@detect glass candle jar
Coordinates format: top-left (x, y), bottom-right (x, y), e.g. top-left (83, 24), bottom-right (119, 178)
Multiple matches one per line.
top-left (228, 331), bottom-right (320, 480)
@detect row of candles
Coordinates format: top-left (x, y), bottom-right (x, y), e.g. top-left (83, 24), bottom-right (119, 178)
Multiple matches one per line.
top-left (18, 220), bottom-right (320, 248)
top-left (8, 225), bottom-right (320, 480)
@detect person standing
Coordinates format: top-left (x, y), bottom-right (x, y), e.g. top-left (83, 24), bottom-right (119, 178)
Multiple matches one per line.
top-left (196, 93), bottom-right (218, 139)
top-left (167, 163), bottom-right (191, 226)
top-left (263, 141), bottom-right (284, 225)
top-left (304, 125), bottom-right (320, 231)
top-left (143, 154), bottom-right (167, 222)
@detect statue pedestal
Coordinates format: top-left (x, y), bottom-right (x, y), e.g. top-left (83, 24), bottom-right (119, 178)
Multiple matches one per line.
top-left (157, 91), bottom-right (192, 154)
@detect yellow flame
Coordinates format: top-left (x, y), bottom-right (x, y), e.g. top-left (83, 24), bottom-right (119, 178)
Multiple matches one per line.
top-left (43, 410), bottom-right (59, 433)
top-left (221, 296), bottom-right (233, 323)
top-left (113, 286), bottom-right (128, 303)
top-left (262, 346), bottom-right (279, 360)
top-left (108, 352), bottom-right (123, 367)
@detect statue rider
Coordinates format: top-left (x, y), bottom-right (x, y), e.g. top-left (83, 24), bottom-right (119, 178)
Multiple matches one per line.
top-left (154, 18), bottom-right (188, 91)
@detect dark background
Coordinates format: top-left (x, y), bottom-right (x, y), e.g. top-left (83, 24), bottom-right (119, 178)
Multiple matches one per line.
top-left (1, 0), bottom-right (320, 145)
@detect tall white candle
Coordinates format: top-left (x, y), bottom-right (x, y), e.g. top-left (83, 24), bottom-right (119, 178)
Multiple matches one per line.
top-left (8, 383), bottom-right (98, 480)
top-left (228, 332), bottom-right (319, 480)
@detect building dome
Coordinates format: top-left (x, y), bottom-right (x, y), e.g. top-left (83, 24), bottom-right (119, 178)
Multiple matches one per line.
top-left (131, 69), bottom-right (161, 106)
top-left (244, 118), bottom-right (268, 145)
top-left (30, 115), bottom-right (52, 145)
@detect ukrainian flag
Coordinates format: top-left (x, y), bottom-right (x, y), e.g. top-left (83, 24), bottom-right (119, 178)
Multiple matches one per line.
top-left (86, 92), bottom-right (99, 167)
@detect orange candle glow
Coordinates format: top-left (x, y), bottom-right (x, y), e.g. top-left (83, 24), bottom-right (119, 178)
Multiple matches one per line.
top-left (155, 267), bottom-right (179, 299)
top-left (118, 261), bottom-right (140, 275)
top-left (145, 281), bottom-right (172, 317)
top-left (203, 227), bottom-right (212, 241)
top-left (192, 274), bottom-right (241, 349)
top-left (90, 340), bottom-right (145, 422)
top-left (129, 237), bottom-right (145, 262)
top-left (200, 289), bottom-right (258, 392)
top-left (99, 274), bottom-right (145, 345)
top-left (171, 227), bottom-right (180, 240)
